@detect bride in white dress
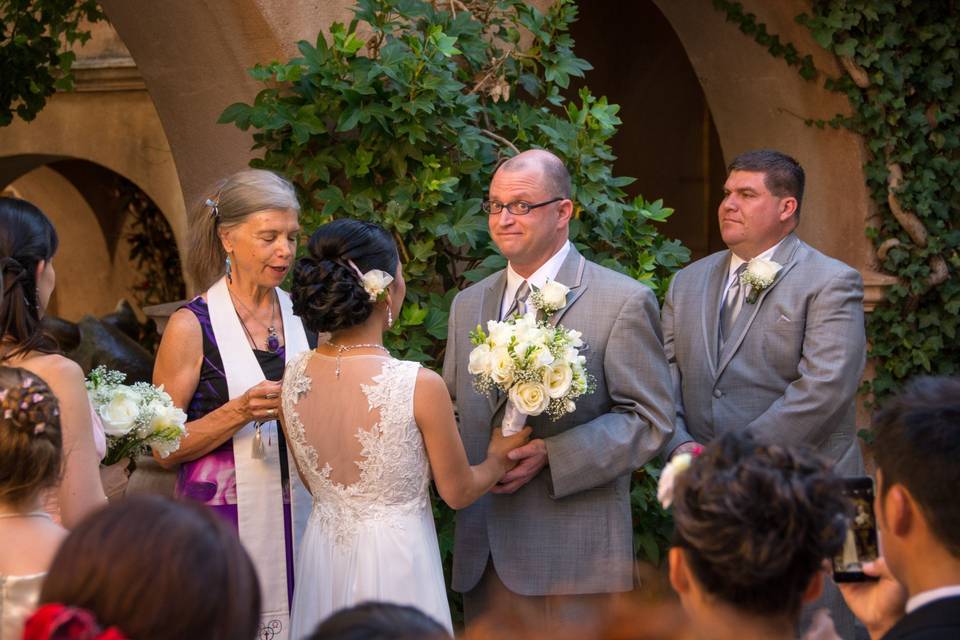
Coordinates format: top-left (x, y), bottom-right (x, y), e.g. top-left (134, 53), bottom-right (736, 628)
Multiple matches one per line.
top-left (283, 220), bottom-right (528, 637)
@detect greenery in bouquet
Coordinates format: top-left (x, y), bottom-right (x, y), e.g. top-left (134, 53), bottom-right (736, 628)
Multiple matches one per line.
top-left (468, 311), bottom-right (593, 420)
top-left (85, 366), bottom-right (187, 466)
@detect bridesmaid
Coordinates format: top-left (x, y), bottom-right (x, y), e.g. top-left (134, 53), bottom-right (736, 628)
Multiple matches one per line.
top-left (153, 169), bottom-right (314, 640)
top-left (0, 197), bottom-right (106, 527)
top-left (0, 366), bottom-right (66, 639)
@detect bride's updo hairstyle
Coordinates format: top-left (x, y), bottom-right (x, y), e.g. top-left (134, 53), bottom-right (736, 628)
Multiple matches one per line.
top-left (292, 219), bottom-right (399, 334)
top-left (672, 432), bottom-right (847, 619)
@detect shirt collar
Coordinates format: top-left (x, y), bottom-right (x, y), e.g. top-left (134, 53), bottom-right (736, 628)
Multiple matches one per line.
top-left (727, 237), bottom-right (786, 285)
top-left (502, 241), bottom-right (571, 315)
top-left (906, 584), bottom-right (960, 614)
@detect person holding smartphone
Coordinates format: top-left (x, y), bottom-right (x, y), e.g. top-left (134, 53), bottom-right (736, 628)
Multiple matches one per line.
top-left (838, 376), bottom-right (960, 640)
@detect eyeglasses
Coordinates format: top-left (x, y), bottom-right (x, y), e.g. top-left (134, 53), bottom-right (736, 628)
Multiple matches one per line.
top-left (481, 197), bottom-right (564, 216)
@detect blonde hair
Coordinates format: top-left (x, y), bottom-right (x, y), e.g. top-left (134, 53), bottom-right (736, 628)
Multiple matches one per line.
top-left (185, 169), bottom-right (300, 292)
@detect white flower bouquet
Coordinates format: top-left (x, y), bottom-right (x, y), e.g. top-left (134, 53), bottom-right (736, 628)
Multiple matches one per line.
top-left (86, 366), bottom-right (188, 465)
top-left (468, 311), bottom-right (594, 435)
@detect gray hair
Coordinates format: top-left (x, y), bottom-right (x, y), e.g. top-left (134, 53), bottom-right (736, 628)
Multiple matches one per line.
top-left (185, 169), bottom-right (300, 292)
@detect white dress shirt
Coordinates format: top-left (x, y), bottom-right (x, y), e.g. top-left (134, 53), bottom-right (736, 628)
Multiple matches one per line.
top-left (906, 584), bottom-right (960, 613)
top-left (500, 241), bottom-right (572, 319)
top-left (722, 237), bottom-right (787, 301)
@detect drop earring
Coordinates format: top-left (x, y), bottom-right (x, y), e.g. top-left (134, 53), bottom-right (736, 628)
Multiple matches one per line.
top-left (35, 288), bottom-right (41, 312)
top-left (387, 306), bottom-right (393, 328)
top-left (225, 255), bottom-right (232, 284)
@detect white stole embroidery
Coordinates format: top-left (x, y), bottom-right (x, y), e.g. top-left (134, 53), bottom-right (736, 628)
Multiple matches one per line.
top-left (207, 277), bottom-right (311, 640)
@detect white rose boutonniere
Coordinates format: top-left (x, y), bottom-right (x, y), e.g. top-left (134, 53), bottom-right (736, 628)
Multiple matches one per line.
top-left (529, 279), bottom-right (570, 315)
top-left (740, 257), bottom-right (783, 304)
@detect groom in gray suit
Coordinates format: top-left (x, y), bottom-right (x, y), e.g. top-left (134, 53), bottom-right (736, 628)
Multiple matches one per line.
top-left (662, 149), bottom-right (867, 636)
top-left (443, 149), bottom-right (674, 621)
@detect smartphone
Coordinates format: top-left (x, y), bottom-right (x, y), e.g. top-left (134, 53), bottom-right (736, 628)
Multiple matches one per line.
top-left (832, 476), bottom-right (880, 582)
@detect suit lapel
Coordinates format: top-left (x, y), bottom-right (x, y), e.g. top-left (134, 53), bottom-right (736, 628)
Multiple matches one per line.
top-left (547, 248), bottom-right (587, 327)
top-left (480, 270), bottom-right (508, 414)
top-left (716, 234), bottom-right (804, 377)
top-left (701, 252), bottom-right (730, 379)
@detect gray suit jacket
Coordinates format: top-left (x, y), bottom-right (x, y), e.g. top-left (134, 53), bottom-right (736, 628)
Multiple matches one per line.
top-left (443, 246), bottom-right (674, 596)
top-left (662, 233), bottom-right (866, 475)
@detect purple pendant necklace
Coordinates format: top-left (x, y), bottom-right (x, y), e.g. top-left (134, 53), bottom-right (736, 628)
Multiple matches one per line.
top-left (229, 288), bottom-right (281, 353)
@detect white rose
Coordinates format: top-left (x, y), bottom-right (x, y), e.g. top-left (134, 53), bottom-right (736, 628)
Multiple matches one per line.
top-left (468, 343), bottom-right (493, 375)
top-left (543, 361), bottom-right (573, 399)
top-left (487, 320), bottom-right (513, 348)
top-left (746, 257), bottom-right (782, 284)
top-left (509, 381), bottom-right (550, 416)
top-left (565, 328), bottom-right (583, 348)
top-left (149, 402), bottom-right (187, 435)
top-left (489, 347), bottom-right (514, 386)
top-left (98, 387), bottom-right (140, 436)
top-left (361, 269), bottom-right (394, 301)
top-left (539, 279), bottom-right (570, 310)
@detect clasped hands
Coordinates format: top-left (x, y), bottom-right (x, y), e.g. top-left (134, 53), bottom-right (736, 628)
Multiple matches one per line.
top-left (491, 427), bottom-right (548, 494)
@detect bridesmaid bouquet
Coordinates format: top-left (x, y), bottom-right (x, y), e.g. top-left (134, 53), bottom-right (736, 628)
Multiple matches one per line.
top-left (86, 366), bottom-right (188, 465)
top-left (468, 311), bottom-right (594, 435)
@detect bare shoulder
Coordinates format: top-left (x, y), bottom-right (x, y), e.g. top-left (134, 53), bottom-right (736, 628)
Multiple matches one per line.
top-left (16, 352), bottom-right (83, 384)
top-left (415, 366), bottom-right (447, 393)
top-left (164, 307), bottom-right (201, 338)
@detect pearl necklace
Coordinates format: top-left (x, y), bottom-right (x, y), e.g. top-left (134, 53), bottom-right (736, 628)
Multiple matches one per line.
top-left (327, 341), bottom-right (389, 378)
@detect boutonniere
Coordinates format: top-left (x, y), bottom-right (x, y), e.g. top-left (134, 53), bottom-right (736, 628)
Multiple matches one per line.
top-left (740, 257), bottom-right (783, 304)
top-left (529, 279), bottom-right (570, 315)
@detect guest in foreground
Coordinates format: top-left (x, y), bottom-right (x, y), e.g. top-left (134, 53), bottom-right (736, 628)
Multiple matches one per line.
top-left (0, 367), bottom-right (66, 639)
top-left (23, 495), bottom-right (260, 640)
top-left (667, 431), bottom-right (848, 640)
top-left (0, 197), bottom-right (106, 526)
top-left (153, 169), bottom-right (312, 638)
top-left (444, 149), bottom-right (674, 623)
top-left (283, 219), bottom-right (528, 635)
top-left (306, 601), bottom-right (451, 640)
top-left (839, 376), bottom-right (960, 640)
top-left (661, 149), bottom-right (866, 635)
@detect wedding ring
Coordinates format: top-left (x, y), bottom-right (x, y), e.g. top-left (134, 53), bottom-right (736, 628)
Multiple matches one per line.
top-left (270, 408), bottom-right (278, 417)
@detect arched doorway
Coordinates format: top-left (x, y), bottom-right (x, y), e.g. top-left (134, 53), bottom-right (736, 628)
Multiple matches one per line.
top-left (570, 0), bottom-right (728, 260)
top-left (1, 157), bottom-right (185, 323)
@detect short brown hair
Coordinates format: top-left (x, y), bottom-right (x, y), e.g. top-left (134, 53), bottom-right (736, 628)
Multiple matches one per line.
top-left (728, 149), bottom-right (805, 217)
top-left (40, 496), bottom-right (261, 640)
top-left (0, 366), bottom-right (61, 506)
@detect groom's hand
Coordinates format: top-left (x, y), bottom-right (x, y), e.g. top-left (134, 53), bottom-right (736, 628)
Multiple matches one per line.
top-left (491, 439), bottom-right (548, 494)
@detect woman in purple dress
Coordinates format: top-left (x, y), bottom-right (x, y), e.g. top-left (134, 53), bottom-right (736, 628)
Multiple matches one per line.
top-left (153, 169), bottom-right (314, 640)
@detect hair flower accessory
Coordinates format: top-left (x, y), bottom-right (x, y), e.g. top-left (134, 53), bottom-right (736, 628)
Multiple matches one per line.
top-left (741, 257), bottom-right (783, 304)
top-left (23, 603), bottom-right (129, 640)
top-left (346, 260), bottom-right (393, 302)
top-left (657, 445), bottom-right (703, 509)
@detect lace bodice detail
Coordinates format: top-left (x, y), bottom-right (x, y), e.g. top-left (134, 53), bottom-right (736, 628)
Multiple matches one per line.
top-left (282, 352), bottom-right (429, 543)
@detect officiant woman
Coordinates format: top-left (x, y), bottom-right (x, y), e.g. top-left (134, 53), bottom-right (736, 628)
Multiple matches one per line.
top-left (153, 169), bottom-right (314, 640)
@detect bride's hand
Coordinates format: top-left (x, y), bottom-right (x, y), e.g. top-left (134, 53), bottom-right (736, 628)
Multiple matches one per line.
top-left (487, 427), bottom-right (532, 470)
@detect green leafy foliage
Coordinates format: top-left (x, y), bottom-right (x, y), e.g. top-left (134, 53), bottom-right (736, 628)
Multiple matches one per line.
top-left (715, 1), bottom-right (960, 404)
top-left (221, 0), bottom-right (688, 594)
top-left (796, 1), bottom-right (960, 402)
top-left (0, 0), bottom-right (103, 125)
top-left (712, 0), bottom-right (817, 80)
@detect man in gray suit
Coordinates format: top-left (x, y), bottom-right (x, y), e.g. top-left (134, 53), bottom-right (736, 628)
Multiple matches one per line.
top-left (662, 149), bottom-right (867, 636)
top-left (443, 149), bottom-right (674, 621)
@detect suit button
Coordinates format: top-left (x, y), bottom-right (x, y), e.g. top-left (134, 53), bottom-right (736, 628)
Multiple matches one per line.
top-left (713, 389), bottom-right (723, 399)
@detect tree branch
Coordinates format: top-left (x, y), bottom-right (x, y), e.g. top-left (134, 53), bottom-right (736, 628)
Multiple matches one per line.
top-left (478, 128), bottom-right (519, 155)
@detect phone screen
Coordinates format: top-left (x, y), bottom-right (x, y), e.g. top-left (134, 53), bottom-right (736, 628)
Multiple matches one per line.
top-left (832, 476), bottom-right (880, 582)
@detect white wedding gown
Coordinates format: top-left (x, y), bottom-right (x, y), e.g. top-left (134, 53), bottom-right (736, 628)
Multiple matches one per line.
top-left (282, 351), bottom-right (453, 638)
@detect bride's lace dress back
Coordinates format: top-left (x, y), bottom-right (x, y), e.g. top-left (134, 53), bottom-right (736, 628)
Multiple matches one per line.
top-left (282, 351), bottom-right (429, 539)
top-left (282, 349), bottom-right (452, 635)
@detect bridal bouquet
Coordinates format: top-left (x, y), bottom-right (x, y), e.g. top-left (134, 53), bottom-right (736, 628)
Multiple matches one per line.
top-left (468, 311), bottom-right (594, 435)
top-left (86, 366), bottom-right (188, 465)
